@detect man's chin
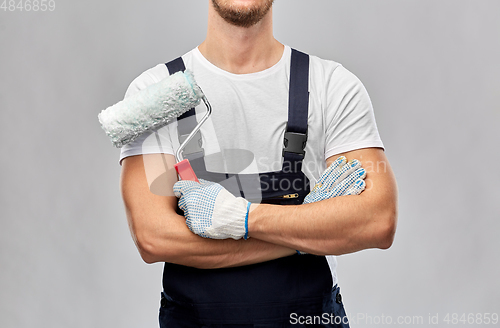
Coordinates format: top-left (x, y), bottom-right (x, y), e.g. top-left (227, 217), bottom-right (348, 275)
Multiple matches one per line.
top-left (211, 0), bottom-right (274, 28)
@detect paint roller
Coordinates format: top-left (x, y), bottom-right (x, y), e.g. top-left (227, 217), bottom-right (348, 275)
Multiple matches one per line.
top-left (98, 70), bottom-right (211, 182)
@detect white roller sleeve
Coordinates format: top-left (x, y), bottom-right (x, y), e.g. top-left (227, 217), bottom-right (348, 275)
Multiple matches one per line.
top-left (98, 70), bottom-right (204, 148)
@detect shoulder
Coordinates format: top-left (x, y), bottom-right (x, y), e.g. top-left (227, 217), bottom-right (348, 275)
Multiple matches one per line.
top-left (308, 54), bottom-right (366, 93)
top-left (308, 53), bottom-right (342, 78)
top-left (124, 63), bottom-right (169, 98)
top-left (124, 49), bottom-right (197, 98)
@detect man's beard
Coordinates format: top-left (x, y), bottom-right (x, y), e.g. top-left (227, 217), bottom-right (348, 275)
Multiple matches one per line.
top-left (211, 0), bottom-right (275, 28)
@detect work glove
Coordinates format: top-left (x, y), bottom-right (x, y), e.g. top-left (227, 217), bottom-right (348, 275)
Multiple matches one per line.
top-left (303, 156), bottom-right (366, 204)
top-left (173, 179), bottom-right (250, 240)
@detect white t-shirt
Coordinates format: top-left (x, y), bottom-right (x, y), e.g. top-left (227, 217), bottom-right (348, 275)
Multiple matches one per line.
top-left (120, 46), bottom-right (383, 174)
top-left (119, 45), bottom-right (384, 285)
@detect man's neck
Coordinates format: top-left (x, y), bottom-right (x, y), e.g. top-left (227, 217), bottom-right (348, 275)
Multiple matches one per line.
top-left (198, 6), bottom-right (284, 74)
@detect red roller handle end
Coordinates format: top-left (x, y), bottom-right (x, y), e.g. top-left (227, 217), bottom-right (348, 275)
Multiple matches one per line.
top-left (174, 159), bottom-right (199, 182)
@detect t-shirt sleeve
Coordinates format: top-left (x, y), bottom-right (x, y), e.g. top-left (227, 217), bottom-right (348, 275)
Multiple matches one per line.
top-left (323, 65), bottom-right (384, 159)
top-left (118, 66), bottom-right (176, 165)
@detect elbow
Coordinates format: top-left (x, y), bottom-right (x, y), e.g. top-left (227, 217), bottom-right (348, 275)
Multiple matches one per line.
top-left (134, 231), bottom-right (162, 264)
top-left (138, 244), bottom-right (158, 264)
top-left (125, 212), bottom-right (161, 264)
top-left (375, 205), bottom-right (398, 250)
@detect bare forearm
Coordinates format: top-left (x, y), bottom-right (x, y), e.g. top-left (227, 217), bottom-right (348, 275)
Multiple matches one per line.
top-left (248, 193), bottom-right (395, 255)
top-left (130, 209), bottom-right (295, 269)
top-left (247, 148), bottom-right (398, 255)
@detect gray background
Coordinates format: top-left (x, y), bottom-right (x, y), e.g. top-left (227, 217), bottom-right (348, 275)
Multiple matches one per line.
top-left (1, 1), bottom-right (499, 327)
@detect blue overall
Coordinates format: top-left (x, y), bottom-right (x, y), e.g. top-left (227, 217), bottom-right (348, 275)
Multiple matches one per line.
top-left (160, 50), bottom-right (350, 328)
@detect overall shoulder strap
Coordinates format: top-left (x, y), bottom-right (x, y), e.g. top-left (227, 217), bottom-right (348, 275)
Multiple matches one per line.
top-left (165, 57), bottom-right (187, 75)
top-left (165, 57), bottom-right (204, 158)
top-left (283, 49), bottom-right (309, 167)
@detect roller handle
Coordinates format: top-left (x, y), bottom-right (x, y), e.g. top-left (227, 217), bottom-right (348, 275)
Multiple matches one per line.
top-left (174, 159), bottom-right (199, 182)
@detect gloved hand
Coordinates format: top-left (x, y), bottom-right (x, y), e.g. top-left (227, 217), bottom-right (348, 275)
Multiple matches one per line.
top-left (303, 156), bottom-right (366, 204)
top-left (173, 179), bottom-right (251, 240)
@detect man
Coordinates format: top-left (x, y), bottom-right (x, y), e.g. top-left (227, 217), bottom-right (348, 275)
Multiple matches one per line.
top-left (120, 0), bottom-right (398, 327)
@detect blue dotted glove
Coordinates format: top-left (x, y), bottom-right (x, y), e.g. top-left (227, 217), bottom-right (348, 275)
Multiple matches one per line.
top-left (173, 179), bottom-right (251, 240)
top-left (303, 156), bottom-right (366, 204)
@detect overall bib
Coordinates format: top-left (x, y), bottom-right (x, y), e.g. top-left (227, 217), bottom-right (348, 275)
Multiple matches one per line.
top-left (159, 50), bottom-right (350, 328)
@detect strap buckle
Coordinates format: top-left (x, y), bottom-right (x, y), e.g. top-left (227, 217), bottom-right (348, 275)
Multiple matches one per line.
top-left (282, 131), bottom-right (307, 157)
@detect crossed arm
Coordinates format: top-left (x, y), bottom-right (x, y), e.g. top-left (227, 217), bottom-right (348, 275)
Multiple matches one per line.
top-left (120, 147), bottom-right (397, 269)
